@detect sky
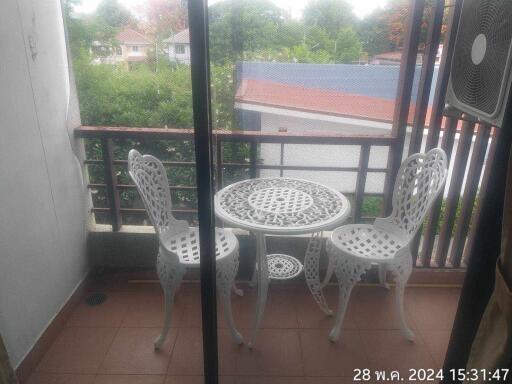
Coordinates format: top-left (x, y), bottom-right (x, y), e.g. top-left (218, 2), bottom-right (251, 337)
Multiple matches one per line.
top-left (73, 0), bottom-right (389, 19)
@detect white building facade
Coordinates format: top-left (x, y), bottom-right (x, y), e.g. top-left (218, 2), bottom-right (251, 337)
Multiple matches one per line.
top-left (235, 62), bottom-right (485, 198)
top-left (164, 29), bottom-right (190, 64)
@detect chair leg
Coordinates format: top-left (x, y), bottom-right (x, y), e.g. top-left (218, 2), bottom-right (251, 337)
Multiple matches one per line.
top-left (378, 263), bottom-right (390, 289)
top-left (329, 256), bottom-right (370, 342)
top-left (155, 250), bottom-right (185, 350)
top-left (232, 281), bottom-right (244, 297)
top-left (217, 254), bottom-right (243, 344)
top-left (305, 233), bottom-right (332, 315)
top-left (249, 266), bottom-right (258, 288)
top-left (390, 253), bottom-right (415, 341)
top-left (329, 280), bottom-right (355, 342)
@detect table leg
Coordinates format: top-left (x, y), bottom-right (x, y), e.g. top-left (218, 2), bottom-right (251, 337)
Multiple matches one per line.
top-left (248, 232), bottom-right (269, 349)
top-left (304, 232), bottom-right (333, 315)
top-left (249, 232), bottom-right (258, 288)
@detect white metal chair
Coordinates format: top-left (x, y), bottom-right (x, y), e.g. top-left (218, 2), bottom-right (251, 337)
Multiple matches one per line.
top-left (326, 148), bottom-right (448, 342)
top-left (128, 150), bottom-right (243, 348)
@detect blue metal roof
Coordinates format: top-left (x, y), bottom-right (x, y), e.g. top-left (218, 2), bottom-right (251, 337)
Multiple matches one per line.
top-left (236, 61), bottom-right (439, 104)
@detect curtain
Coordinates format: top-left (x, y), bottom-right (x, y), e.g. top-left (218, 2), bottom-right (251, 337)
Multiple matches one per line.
top-left (465, 150), bottom-right (512, 382)
top-left (0, 335), bottom-right (17, 384)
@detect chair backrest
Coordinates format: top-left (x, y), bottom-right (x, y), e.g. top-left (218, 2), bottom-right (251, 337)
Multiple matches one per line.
top-left (128, 149), bottom-right (186, 236)
top-left (377, 148), bottom-right (448, 239)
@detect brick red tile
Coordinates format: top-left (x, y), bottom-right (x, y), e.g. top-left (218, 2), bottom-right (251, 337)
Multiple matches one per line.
top-left (100, 328), bottom-right (176, 375)
top-left (300, 329), bottom-right (368, 377)
top-left (37, 327), bottom-right (117, 374)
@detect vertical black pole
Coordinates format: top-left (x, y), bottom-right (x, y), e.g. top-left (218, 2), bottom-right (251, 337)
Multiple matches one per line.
top-left (187, 1), bottom-right (218, 383)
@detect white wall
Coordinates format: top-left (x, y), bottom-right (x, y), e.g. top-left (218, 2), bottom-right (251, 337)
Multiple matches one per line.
top-left (0, 0), bottom-right (89, 367)
top-left (168, 43), bottom-right (191, 64)
top-left (258, 111), bottom-right (487, 197)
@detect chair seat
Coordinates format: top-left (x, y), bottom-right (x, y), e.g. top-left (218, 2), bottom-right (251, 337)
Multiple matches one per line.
top-left (330, 224), bottom-right (405, 261)
top-left (161, 227), bottom-right (238, 265)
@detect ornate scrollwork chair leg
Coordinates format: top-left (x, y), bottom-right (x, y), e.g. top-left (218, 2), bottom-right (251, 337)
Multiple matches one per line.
top-left (249, 264), bottom-right (258, 288)
top-left (232, 282), bottom-right (244, 297)
top-left (390, 252), bottom-right (415, 341)
top-left (329, 254), bottom-right (370, 342)
top-left (305, 232), bottom-right (333, 315)
top-left (217, 254), bottom-right (244, 344)
top-left (155, 250), bottom-right (185, 349)
top-left (378, 263), bottom-right (390, 289)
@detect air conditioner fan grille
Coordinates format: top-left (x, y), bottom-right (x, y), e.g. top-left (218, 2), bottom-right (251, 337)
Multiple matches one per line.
top-left (451, 0), bottom-right (512, 116)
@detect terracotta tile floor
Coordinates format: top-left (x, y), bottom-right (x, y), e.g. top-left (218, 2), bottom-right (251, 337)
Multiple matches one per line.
top-left (27, 281), bottom-right (460, 384)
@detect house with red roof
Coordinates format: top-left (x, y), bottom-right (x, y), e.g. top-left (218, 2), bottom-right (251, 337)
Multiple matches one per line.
top-left (92, 28), bottom-right (153, 67)
top-left (163, 29), bottom-right (190, 64)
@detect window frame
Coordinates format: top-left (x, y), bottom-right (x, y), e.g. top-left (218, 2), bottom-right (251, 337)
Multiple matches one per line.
top-left (175, 44), bottom-right (186, 54)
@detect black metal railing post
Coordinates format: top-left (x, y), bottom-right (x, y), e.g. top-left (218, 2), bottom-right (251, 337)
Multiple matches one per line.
top-left (354, 144), bottom-right (370, 222)
top-left (101, 138), bottom-right (122, 231)
top-left (216, 140), bottom-right (223, 189)
top-left (249, 141), bottom-right (258, 179)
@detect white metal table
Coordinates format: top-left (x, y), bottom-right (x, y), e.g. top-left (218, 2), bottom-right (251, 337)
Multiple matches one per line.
top-left (215, 177), bottom-right (350, 347)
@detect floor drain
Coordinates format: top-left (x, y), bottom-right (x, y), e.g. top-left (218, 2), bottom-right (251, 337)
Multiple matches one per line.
top-left (85, 292), bottom-right (107, 306)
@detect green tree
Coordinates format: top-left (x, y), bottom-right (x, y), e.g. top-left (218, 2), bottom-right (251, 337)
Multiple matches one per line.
top-left (303, 0), bottom-right (355, 39)
top-left (356, 9), bottom-right (394, 57)
top-left (304, 25), bottom-right (332, 52)
top-left (138, 0), bottom-right (188, 59)
top-left (333, 27), bottom-right (362, 63)
top-left (63, 0), bottom-right (97, 62)
top-left (275, 20), bottom-right (304, 48)
top-left (96, 0), bottom-right (134, 28)
top-left (356, 0), bottom-right (446, 57)
top-left (209, 0), bottom-right (284, 63)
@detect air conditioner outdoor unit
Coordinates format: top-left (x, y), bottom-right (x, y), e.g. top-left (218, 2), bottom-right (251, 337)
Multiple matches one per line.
top-left (446, 0), bottom-right (512, 127)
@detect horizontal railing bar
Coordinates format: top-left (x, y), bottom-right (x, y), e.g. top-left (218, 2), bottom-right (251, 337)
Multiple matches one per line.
top-left (89, 182), bottom-right (385, 198)
top-left (86, 160), bottom-right (387, 173)
top-left (76, 126), bottom-right (397, 145)
top-left (221, 162), bottom-right (254, 168)
top-left (85, 159), bottom-right (197, 167)
top-left (359, 192), bottom-right (384, 198)
top-left (92, 207), bottom-right (197, 214)
top-left (91, 207), bottom-right (379, 220)
top-left (254, 164), bottom-right (387, 173)
top-left (89, 183), bottom-right (196, 191)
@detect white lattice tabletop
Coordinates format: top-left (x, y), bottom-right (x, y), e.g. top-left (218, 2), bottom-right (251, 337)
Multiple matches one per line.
top-left (215, 177), bottom-right (351, 347)
top-left (215, 177), bottom-right (350, 234)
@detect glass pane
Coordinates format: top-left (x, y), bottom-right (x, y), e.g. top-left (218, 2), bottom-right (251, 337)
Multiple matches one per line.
top-left (208, 0), bottom-right (457, 380)
top-left (61, 0), bottom-right (458, 380)
top-left (65, 0), bottom-right (207, 378)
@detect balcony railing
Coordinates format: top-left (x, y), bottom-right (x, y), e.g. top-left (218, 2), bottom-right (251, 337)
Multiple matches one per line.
top-left (75, 119), bottom-right (492, 271)
top-left (76, 126), bottom-right (396, 222)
